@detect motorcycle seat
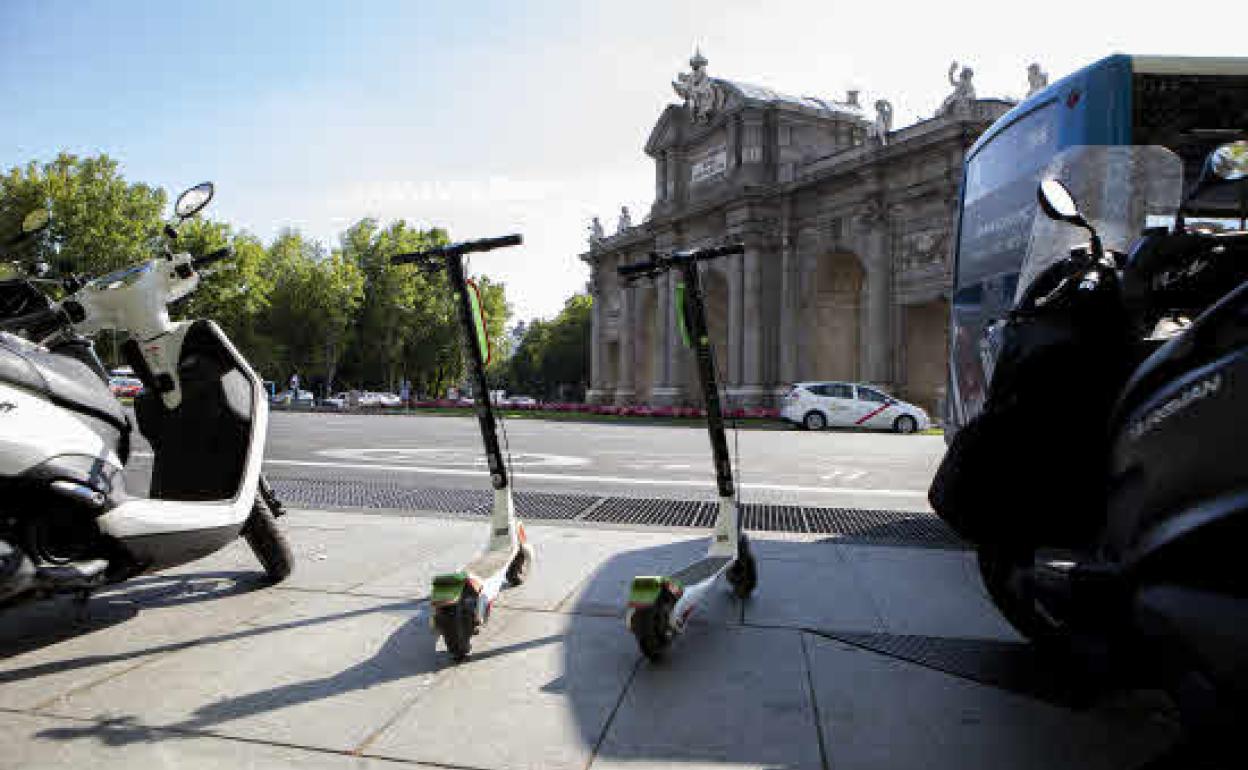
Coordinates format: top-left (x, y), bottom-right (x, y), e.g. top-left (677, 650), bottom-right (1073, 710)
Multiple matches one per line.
top-left (0, 332), bottom-right (128, 435)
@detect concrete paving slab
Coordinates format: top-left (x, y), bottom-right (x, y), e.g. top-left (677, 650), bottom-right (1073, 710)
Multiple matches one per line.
top-left (332, 517), bottom-right (485, 599)
top-left (0, 710), bottom-right (431, 770)
top-left (366, 610), bottom-right (638, 770)
top-left (0, 573), bottom-right (292, 711)
top-left (164, 509), bottom-right (452, 595)
top-left (839, 545), bottom-right (1021, 641)
top-left (40, 591), bottom-right (455, 753)
top-left (561, 535), bottom-right (743, 626)
top-left (499, 527), bottom-right (692, 612)
top-left (594, 624), bottom-right (822, 770)
top-left (804, 634), bottom-right (1178, 770)
top-left (744, 546), bottom-right (886, 634)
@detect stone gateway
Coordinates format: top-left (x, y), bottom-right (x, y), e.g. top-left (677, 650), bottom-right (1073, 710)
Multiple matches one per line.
top-left (581, 53), bottom-right (1014, 416)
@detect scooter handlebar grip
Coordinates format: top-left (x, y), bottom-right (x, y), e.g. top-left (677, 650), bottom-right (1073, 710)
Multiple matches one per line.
top-left (692, 243), bottom-right (745, 261)
top-left (463, 234), bottom-right (523, 254)
top-left (391, 234), bottom-right (522, 265)
top-left (193, 247), bottom-right (232, 268)
top-left (617, 260), bottom-right (658, 278)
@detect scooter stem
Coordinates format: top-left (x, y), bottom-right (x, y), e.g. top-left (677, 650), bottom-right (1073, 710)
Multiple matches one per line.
top-left (445, 254), bottom-right (508, 491)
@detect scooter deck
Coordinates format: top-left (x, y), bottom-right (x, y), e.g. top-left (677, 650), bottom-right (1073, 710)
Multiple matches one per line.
top-left (465, 548), bottom-right (513, 579)
top-left (672, 554), bottom-right (732, 587)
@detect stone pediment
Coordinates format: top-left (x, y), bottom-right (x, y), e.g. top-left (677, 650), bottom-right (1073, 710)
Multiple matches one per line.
top-left (646, 78), bottom-right (869, 158)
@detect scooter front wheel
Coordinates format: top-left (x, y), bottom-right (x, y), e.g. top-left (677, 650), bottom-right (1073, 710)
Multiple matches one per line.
top-left (630, 592), bottom-right (675, 661)
top-left (977, 547), bottom-right (1066, 652)
top-left (243, 499), bottom-right (293, 582)
top-left (506, 543), bottom-right (534, 586)
top-left (435, 595), bottom-right (477, 662)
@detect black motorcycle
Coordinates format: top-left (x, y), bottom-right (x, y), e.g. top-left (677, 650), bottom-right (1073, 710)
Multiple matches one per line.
top-left (931, 140), bottom-right (1248, 754)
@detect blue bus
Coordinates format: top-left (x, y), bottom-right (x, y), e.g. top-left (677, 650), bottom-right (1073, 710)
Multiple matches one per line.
top-left (947, 55), bottom-right (1248, 434)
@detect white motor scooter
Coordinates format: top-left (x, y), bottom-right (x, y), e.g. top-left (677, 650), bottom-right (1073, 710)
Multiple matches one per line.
top-left (0, 183), bottom-right (291, 607)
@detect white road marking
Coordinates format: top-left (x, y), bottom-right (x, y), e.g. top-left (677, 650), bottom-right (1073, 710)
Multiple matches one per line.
top-left (128, 452), bottom-right (926, 497)
top-left (314, 447), bottom-right (589, 468)
top-left (253, 457), bottom-right (929, 498)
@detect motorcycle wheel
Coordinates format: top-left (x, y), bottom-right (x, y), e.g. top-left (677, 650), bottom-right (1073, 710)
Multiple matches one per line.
top-left (977, 547), bottom-right (1067, 651)
top-left (243, 499), bottom-right (294, 582)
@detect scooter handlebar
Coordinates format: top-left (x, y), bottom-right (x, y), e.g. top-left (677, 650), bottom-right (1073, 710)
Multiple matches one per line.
top-left (390, 234), bottom-right (523, 266)
top-left (193, 247), bottom-right (232, 269)
top-left (617, 243), bottom-right (745, 280)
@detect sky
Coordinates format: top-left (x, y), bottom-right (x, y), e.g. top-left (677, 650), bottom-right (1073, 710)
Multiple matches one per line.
top-left (0, 0), bottom-right (1240, 322)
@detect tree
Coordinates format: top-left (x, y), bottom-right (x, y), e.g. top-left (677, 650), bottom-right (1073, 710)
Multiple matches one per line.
top-left (174, 218), bottom-right (273, 364)
top-left (263, 229), bottom-right (364, 394)
top-left (0, 153), bottom-right (166, 276)
top-left (504, 293), bottom-right (592, 401)
top-left (339, 219), bottom-right (449, 392)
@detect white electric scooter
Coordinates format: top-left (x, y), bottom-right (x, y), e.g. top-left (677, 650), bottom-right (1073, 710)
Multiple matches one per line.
top-left (617, 244), bottom-right (759, 660)
top-left (391, 235), bottom-right (534, 661)
top-left (0, 184), bottom-right (291, 607)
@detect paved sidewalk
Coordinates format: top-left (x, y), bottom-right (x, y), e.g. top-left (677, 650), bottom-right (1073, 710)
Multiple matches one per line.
top-left (1, 509), bottom-right (1178, 769)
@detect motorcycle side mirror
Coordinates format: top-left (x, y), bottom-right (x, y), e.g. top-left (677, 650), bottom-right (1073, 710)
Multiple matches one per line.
top-left (1207, 140), bottom-right (1248, 182)
top-left (1038, 178), bottom-right (1103, 258)
top-left (174, 182), bottom-right (214, 220)
top-left (1038, 178), bottom-right (1085, 225)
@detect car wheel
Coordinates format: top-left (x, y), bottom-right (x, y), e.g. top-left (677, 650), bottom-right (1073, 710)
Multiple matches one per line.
top-left (802, 411), bottom-right (827, 431)
top-left (893, 415), bottom-right (918, 434)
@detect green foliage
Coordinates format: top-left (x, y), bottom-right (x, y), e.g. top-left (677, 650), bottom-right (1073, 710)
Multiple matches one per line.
top-left (0, 153), bottom-right (166, 276)
top-left (503, 293), bottom-right (591, 401)
top-left (0, 152), bottom-right (533, 399)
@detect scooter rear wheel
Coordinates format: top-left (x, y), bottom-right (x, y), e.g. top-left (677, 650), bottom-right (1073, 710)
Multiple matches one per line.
top-left (726, 536), bottom-right (758, 599)
top-left (435, 595), bottom-right (477, 662)
top-left (243, 499), bottom-right (293, 582)
top-left (630, 592), bottom-right (675, 661)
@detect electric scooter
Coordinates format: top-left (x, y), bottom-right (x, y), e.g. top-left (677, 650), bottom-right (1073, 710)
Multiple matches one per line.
top-left (391, 234), bottom-right (533, 661)
top-left (616, 244), bottom-right (758, 660)
top-left (0, 183), bottom-right (292, 607)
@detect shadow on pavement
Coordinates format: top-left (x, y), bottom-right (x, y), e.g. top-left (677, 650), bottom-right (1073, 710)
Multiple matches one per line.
top-left (0, 571), bottom-right (269, 663)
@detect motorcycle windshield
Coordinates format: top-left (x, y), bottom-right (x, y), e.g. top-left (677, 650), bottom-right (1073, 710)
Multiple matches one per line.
top-left (1016, 145), bottom-right (1184, 303)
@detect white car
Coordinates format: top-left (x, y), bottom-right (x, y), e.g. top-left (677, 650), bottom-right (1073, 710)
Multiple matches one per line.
top-left (321, 392), bottom-right (350, 410)
top-left (359, 391), bottom-right (401, 408)
top-left (780, 381), bottom-right (930, 434)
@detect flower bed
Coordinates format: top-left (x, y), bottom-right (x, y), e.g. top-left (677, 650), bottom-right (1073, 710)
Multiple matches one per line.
top-left (405, 400), bottom-right (780, 420)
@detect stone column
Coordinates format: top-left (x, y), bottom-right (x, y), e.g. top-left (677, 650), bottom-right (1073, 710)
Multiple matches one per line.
top-left (588, 281), bottom-right (604, 397)
top-left (740, 241), bottom-right (764, 396)
top-left (779, 234), bottom-right (801, 385)
top-left (727, 250), bottom-right (743, 388)
top-left (651, 270), bottom-right (686, 406)
top-left (614, 284), bottom-right (635, 404)
top-left (856, 204), bottom-right (893, 385)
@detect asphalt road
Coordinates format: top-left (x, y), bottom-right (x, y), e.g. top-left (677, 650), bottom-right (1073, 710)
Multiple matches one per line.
top-left (130, 411), bottom-right (947, 511)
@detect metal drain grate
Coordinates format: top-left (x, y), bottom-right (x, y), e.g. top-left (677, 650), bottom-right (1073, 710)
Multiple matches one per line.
top-left (804, 507), bottom-right (963, 548)
top-left (513, 491), bottom-right (598, 520)
top-left (270, 478), bottom-right (491, 515)
top-left (583, 496), bottom-right (716, 528)
top-left (741, 503), bottom-right (810, 533)
top-left (267, 476), bottom-right (962, 548)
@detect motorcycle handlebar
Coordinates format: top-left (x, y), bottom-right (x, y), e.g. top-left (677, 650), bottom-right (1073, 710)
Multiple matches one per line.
top-left (390, 234), bottom-right (523, 266)
top-left (617, 243), bottom-right (745, 279)
top-left (193, 247), bottom-right (232, 269)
